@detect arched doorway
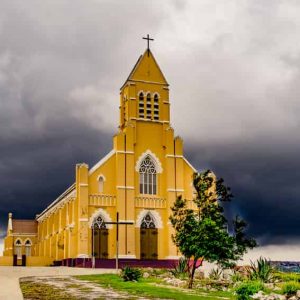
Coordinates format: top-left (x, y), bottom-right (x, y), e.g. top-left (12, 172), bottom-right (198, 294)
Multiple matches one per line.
top-left (140, 213), bottom-right (158, 260)
top-left (92, 216), bottom-right (108, 259)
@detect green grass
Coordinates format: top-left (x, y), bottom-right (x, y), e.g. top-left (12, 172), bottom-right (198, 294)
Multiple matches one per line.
top-left (77, 274), bottom-right (235, 299)
top-left (274, 272), bottom-right (300, 282)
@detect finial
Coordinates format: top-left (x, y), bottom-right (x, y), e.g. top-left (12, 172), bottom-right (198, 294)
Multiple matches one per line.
top-left (142, 34), bottom-right (154, 56)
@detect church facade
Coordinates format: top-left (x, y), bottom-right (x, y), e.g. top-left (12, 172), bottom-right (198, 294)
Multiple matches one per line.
top-left (2, 47), bottom-right (197, 267)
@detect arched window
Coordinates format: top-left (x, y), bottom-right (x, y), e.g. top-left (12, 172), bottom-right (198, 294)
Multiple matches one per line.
top-left (141, 213), bottom-right (156, 228)
top-left (146, 93), bottom-right (151, 119)
top-left (138, 92), bottom-right (144, 118)
top-left (14, 239), bottom-right (22, 258)
top-left (98, 176), bottom-right (104, 193)
top-left (139, 155), bottom-right (157, 195)
top-left (92, 215), bottom-right (107, 229)
top-left (25, 239), bottom-right (32, 256)
top-left (153, 94), bottom-right (159, 120)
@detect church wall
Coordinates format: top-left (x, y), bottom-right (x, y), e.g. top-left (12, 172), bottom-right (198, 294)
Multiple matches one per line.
top-left (0, 256), bottom-right (13, 266)
top-left (183, 158), bottom-right (196, 200)
top-left (0, 49), bottom-right (201, 266)
top-left (3, 235), bottom-right (13, 256)
top-left (88, 153), bottom-right (116, 195)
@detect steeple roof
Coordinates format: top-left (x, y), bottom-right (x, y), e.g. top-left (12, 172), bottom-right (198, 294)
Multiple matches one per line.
top-left (121, 49), bottom-right (168, 89)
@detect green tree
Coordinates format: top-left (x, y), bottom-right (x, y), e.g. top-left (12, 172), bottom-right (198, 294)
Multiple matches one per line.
top-left (170, 170), bottom-right (256, 288)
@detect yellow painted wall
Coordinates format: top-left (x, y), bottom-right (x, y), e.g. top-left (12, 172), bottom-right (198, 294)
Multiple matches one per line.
top-left (0, 256), bottom-right (13, 266)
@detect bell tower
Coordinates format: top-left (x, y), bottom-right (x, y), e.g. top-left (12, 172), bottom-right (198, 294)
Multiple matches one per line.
top-left (119, 41), bottom-right (170, 130)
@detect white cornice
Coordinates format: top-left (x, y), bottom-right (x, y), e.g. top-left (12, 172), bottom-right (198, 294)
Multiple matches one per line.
top-left (89, 150), bottom-right (115, 175)
top-left (116, 150), bottom-right (134, 154)
top-left (167, 188), bottom-right (184, 192)
top-left (36, 185), bottom-right (76, 222)
top-left (117, 186), bottom-right (135, 190)
top-left (183, 156), bottom-right (197, 172)
top-left (12, 233), bottom-right (37, 237)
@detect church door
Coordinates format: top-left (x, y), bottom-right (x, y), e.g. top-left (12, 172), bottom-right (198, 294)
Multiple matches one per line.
top-left (140, 213), bottom-right (158, 260)
top-left (92, 216), bottom-right (108, 259)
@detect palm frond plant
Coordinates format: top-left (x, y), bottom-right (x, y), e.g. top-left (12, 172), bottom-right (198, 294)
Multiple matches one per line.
top-left (248, 257), bottom-right (274, 283)
top-left (169, 257), bottom-right (189, 278)
top-left (209, 268), bottom-right (223, 280)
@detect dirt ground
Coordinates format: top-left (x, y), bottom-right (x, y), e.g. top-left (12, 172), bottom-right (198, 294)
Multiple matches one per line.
top-left (0, 266), bottom-right (116, 300)
top-left (20, 275), bottom-right (149, 300)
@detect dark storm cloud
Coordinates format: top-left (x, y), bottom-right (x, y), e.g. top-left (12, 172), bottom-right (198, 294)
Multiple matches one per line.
top-left (1, 0), bottom-right (300, 251)
top-left (186, 137), bottom-right (300, 245)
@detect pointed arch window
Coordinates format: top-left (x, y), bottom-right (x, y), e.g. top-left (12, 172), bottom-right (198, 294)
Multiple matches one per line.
top-left (98, 176), bottom-right (105, 193)
top-left (14, 239), bottom-right (22, 258)
top-left (92, 216), bottom-right (107, 229)
top-left (25, 239), bottom-right (32, 256)
top-left (138, 92), bottom-right (144, 118)
top-left (139, 155), bottom-right (157, 195)
top-left (141, 213), bottom-right (156, 228)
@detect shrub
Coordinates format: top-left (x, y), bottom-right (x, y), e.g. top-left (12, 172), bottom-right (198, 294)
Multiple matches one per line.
top-left (281, 281), bottom-right (300, 297)
top-left (235, 281), bottom-right (264, 300)
top-left (208, 268), bottom-right (223, 280)
top-left (231, 270), bottom-right (245, 283)
top-left (169, 257), bottom-right (189, 278)
top-left (274, 272), bottom-right (300, 282)
top-left (248, 257), bottom-right (274, 283)
top-left (120, 266), bottom-right (142, 282)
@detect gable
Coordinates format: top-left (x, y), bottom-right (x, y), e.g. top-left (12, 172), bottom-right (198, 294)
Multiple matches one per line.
top-left (121, 49), bottom-right (168, 89)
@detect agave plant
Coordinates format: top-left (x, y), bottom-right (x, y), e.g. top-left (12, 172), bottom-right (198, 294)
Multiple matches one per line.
top-left (170, 257), bottom-right (189, 278)
top-left (248, 257), bottom-right (274, 283)
top-left (209, 267), bottom-right (223, 280)
top-left (230, 270), bottom-right (245, 283)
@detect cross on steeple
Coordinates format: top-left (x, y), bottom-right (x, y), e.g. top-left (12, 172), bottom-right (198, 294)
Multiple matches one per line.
top-left (143, 34), bottom-right (154, 56)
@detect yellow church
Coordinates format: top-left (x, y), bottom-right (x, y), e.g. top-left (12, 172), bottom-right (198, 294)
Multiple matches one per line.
top-left (1, 42), bottom-right (198, 267)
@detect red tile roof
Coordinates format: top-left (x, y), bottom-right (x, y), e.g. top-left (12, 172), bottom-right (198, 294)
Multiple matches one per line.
top-left (12, 220), bottom-right (37, 234)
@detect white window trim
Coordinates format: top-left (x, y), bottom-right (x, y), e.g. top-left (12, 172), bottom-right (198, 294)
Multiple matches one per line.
top-left (136, 210), bottom-right (163, 228)
top-left (135, 150), bottom-right (163, 173)
top-left (89, 208), bottom-right (113, 229)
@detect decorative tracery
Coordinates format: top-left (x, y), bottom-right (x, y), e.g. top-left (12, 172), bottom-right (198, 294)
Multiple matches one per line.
top-left (92, 216), bottom-right (107, 229)
top-left (139, 155), bottom-right (157, 195)
top-left (141, 213), bottom-right (156, 229)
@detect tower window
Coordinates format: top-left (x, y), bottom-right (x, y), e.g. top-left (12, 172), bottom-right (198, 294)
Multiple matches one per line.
top-left (146, 93), bottom-right (151, 103)
top-left (138, 92), bottom-right (144, 118)
top-left (153, 94), bottom-right (159, 121)
top-left (146, 93), bottom-right (152, 119)
top-left (139, 155), bottom-right (157, 195)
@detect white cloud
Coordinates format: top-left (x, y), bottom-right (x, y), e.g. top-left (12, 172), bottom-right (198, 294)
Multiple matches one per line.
top-left (241, 244), bottom-right (300, 264)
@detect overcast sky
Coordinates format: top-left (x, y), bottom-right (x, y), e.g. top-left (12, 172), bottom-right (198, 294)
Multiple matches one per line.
top-left (1, 0), bottom-right (300, 255)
